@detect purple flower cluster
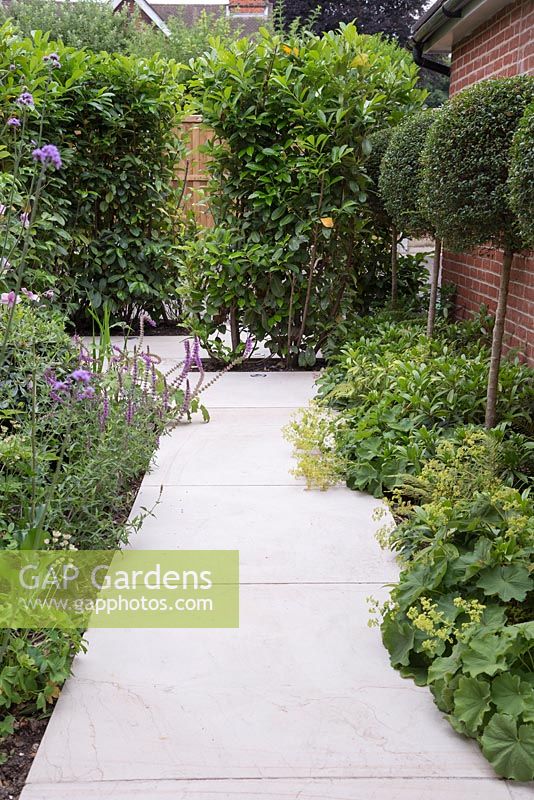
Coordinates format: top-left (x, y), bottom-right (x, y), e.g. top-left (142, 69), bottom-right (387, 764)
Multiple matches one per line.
top-left (7, 117), bottom-right (20, 128)
top-left (45, 367), bottom-right (95, 403)
top-left (32, 144), bottom-right (62, 170)
top-left (20, 211), bottom-right (30, 228)
top-left (43, 53), bottom-right (61, 69)
top-left (16, 92), bottom-right (34, 108)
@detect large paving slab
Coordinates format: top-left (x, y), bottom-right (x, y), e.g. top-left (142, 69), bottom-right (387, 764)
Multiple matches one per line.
top-left (126, 485), bottom-right (397, 584)
top-left (22, 367), bottom-right (518, 799)
top-left (20, 778), bottom-right (518, 800)
top-left (143, 408), bottom-right (307, 487)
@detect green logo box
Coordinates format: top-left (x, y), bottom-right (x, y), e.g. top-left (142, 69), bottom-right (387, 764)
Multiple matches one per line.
top-left (0, 550), bottom-right (239, 629)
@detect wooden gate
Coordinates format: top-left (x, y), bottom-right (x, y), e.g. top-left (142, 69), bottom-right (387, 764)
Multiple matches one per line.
top-left (176, 114), bottom-right (213, 227)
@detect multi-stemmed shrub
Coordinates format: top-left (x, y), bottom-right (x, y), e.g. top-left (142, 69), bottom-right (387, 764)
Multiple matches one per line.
top-left (185, 24), bottom-right (426, 365)
top-left (421, 76), bottom-right (534, 427)
top-left (0, 24), bottom-right (187, 322)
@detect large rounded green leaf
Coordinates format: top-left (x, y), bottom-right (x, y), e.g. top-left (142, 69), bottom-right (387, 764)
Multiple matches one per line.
top-left (491, 673), bottom-right (531, 717)
top-left (476, 565), bottom-right (531, 602)
top-left (453, 676), bottom-right (491, 735)
top-left (381, 619), bottom-right (414, 667)
top-left (480, 713), bottom-right (534, 781)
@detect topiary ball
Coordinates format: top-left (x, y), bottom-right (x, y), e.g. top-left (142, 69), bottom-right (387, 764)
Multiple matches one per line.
top-left (508, 102), bottom-right (534, 249)
top-left (379, 108), bottom-right (437, 238)
top-left (365, 128), bottom-right (393, 226)
top-left (421, 75), bottom-right (534, 252)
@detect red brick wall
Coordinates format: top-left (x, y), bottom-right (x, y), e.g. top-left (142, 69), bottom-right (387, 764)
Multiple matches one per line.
top-left (229, 0), bottom-right (267, 13)
top-left (442, 0), bottom-right (534, 363)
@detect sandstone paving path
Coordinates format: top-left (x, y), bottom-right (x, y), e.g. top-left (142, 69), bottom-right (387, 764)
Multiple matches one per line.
top-left (22, 365), bottom-right (525, 799)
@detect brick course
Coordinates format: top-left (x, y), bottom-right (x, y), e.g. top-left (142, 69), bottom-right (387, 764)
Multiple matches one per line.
top-left (443, 0), bottom-right (533, 363)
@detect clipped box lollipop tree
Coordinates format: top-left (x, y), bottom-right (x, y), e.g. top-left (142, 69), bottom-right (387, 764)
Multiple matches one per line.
top-left (379, 109), bottom-right (440, 335)
top-left (509, 102), bottom-right (534, 248)
top-left (421, 76), bottom-right (534, 428)
top-left (365, 128), bottom-right (400, 305)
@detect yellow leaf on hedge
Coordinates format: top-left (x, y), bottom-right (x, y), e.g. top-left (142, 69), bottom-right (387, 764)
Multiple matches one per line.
top-left (320, 216), bottom-right (334, 228)
top-left (282, 45), bottom-right (292, 54)
top-left (292, 47), bottom-right (299, 56)
top-left (350, 53), bottom-right (369, 68)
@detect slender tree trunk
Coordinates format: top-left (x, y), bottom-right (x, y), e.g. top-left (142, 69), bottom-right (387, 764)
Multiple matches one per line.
top-left (229, 306), bottom-right (240, 352)
top-left (426, 236), bottom-right (442, 338)
top-left (286, 274), bottom-right (296, 370)
top-left (485, 247), bottom-right (513, 429)
top-left (391, 225), bottom-right (398, 307)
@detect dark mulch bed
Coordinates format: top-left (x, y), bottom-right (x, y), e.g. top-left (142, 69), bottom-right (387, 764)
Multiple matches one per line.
top-left (200, 357), bottom-right (326, 372)
top-left (0, 716), bottom-right (49, 800)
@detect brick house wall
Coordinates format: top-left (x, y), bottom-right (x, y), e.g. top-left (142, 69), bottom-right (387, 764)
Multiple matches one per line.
top-left (442, 0), bottom-right (534, 364)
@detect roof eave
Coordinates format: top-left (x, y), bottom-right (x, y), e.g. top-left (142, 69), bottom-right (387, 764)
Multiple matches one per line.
top-left (412, 0), bottom-right (516, 53)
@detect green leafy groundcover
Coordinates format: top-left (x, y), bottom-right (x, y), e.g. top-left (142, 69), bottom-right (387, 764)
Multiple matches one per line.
top-left (378, 485), bottom-right (534, 781)
top-left (290, 312), bottom-right (533, 779)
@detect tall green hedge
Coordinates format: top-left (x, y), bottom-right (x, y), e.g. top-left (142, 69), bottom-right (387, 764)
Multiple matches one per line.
top-left (509, 102), bottom-right (534, 248)
top-left (0, 25), bottom-right (186, 321)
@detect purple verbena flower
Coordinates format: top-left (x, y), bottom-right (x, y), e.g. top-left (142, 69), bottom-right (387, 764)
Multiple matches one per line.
top-left (77, 386), bottom-right (95, 400)
top-left (32, 144), bottom-right (62, 170)
top-left (43, 289), bottom-right (55, 299)
top-left (20, 211), bottom-right (30, 228)
top-left (50, 379), bottom-right (69, 392)
top-left (7, 117), bottom-right (20, 128)
top-left (46, 374), bottom-right (70, 401)
top-left (1, 291), bottom-right (19, 307)
top-left (16, 92), bottom-right (34, 108)
top-left (0, 257), bottom-right (11, 271)
top-left (43, 53), bottom-right (61, 69)
top-left (70, 368), bottom-right (92, 383)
